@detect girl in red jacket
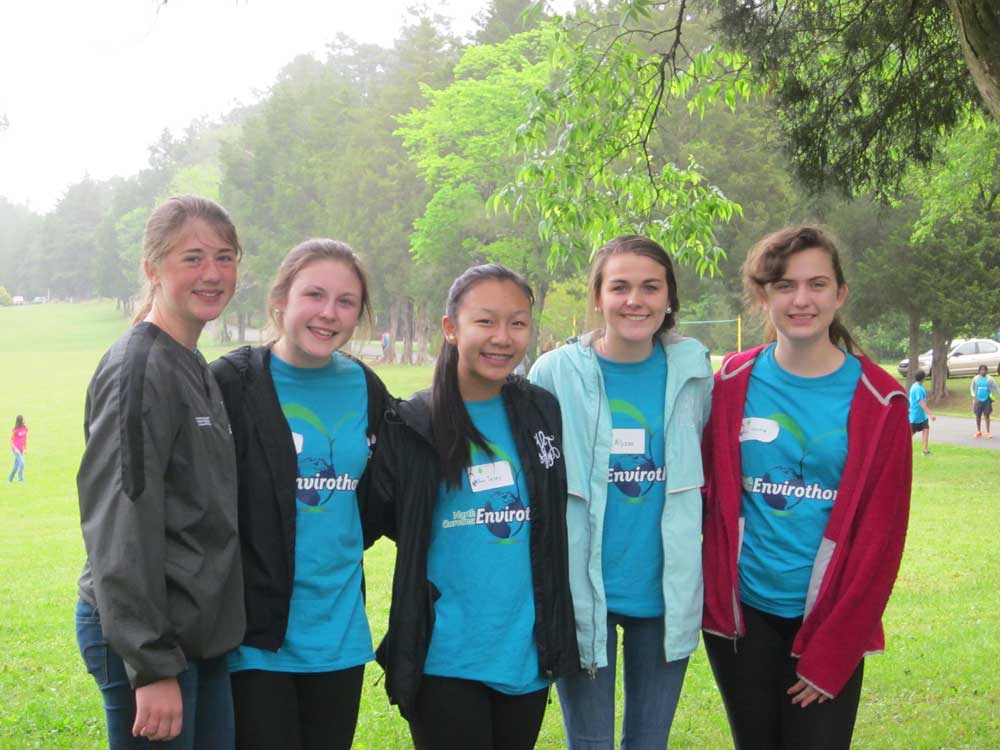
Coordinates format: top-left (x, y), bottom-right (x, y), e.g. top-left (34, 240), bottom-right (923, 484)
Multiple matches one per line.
top-left (702, 225), bottom-right (911, 750)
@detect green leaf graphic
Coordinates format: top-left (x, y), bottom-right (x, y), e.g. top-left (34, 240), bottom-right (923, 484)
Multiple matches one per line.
top-left (282, 403), bottom-right (328, 437)
top-left (609, 399), bottom-right (651, 432)
top-left (768, 413), bottom-right (805, 450)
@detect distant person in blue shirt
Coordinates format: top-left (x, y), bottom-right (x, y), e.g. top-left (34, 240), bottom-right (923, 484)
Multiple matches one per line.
top-left (211, 239), bottom-right (391, 750)
top-left (971, 364), bottom-right (1000, 438)
top-left (908, 370), bottom-right (935, 455)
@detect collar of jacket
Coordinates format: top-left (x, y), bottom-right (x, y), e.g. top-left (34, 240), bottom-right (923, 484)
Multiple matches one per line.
top-left (221, 345), bottom-right (299, 500)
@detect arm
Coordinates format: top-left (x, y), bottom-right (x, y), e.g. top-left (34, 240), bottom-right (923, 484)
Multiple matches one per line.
top-left (365, 416), bottom-right (400, 543)
top-left (77, 355), bottom-right (187, 690)
top-left (526, 351), bottom-right (558, 396)
top-left (357, 370), bottom-right (392, 548)
top-left (919, 397), bottom-right (934, 420)
top-left (794, 399), bottom-right (912, 697)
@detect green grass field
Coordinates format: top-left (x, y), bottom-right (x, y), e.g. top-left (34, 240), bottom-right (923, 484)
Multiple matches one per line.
top-left (1, 301), bottom-right (997, 749)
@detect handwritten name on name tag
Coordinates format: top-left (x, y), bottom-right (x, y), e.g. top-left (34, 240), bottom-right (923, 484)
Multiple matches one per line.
top-left (611, 428), bottom-right (646, 455)
top-left (467, 460), bottom-right (515, 492)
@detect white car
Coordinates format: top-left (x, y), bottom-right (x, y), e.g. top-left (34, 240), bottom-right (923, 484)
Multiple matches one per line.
top-left (898, 338), bottom-right (1000, 378)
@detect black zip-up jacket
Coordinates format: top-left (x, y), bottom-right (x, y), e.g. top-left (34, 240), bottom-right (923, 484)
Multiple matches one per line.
top-left (370, 378), bottom-right (579, 720)
top-left (209, 345), bottom-right (390, 651)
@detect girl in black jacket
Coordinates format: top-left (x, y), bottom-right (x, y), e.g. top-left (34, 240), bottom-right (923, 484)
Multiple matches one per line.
top-left (210, 239), bottom-right (390, 750)
top-left (370, 264), bottom-right (579, 750)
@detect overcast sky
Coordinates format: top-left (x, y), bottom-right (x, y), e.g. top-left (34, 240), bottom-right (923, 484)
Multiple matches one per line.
top-left (0, 0), bottom-right (509, 213)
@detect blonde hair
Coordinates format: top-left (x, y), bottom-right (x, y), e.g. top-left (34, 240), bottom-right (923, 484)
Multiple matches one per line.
top-left (131, 195), bottom-right (241, 325)
top-left (265, 239), bottom-right (373, 343)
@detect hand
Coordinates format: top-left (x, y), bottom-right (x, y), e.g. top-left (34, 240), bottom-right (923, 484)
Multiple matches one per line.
top-left (930, 415), bottom-right (936, 421)
top-left (133, 677), bottom-right (183, 741)
top-left (787, 679), bottom-right (828, 708)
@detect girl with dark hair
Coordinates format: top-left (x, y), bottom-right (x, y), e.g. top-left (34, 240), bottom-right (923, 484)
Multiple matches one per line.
top-left (76, 195), bottom-right (245, 749)
top-left (529, 235), bottom-right (713, 749)
top-left (9, 415), bottom-right (27, 483)
top-left (371, 263), bottom-right (578, 750)
top-left (209, 239), bottom-right (390, 750)
top-left (702, 225), bottom-right (912, 749)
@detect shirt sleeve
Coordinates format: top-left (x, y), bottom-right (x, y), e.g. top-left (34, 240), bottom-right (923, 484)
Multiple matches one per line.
top-left (76, 350), bottom-right (187, 688)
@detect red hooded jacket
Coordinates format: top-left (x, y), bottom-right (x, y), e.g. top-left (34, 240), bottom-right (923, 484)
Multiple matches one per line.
top-left (702, 345), bottom-right (911, 697)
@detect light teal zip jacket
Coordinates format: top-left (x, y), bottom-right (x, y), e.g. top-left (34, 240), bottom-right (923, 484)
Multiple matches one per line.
top-left (528, 330), bottom-right (713, 670)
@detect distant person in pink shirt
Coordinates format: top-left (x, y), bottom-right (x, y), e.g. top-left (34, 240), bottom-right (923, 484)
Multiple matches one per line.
top-left (9, 415), bottom-right (27, 483)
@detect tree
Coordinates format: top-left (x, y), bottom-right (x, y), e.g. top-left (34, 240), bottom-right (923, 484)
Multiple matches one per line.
top-left (398, 28), bottom-right (572, 357)
top-left (712, 0), bottom-right (991, 198)
top-left (497, 6), bottom-right (743, 272)
top-left (523, 0), bottom-right (999, 202)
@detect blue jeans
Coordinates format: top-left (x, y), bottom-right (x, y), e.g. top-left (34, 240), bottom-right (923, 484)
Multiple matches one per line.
top-left (557, 613), bottom-right (689, 750)
top-left (9, 449), bottom-right (24, 482)
top-left (75, 599), bottom-right (235, 750)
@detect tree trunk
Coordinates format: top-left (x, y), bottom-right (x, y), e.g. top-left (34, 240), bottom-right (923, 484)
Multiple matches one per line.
top-left (218, 315), bottom-right (231, 344)
top-left (402, 298), bottom-right (415, 365)
top-left (385, 299), bottom-right (401, 363)
top-left (947, 0), bottom-right (1000, 123)
top-left (530, 277), bottom-right (550, 365)
top-left (930, 325), bottom-right (950, 402)
top-left (413, 304), bottom-right (432, 364)
top-left (906, 310), bottom-right (921, 387)
top-left (237, 312), bottom-right (247, 343)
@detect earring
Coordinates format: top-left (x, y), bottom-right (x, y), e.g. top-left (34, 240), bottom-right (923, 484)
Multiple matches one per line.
top-left (665, 307), bottom-right (672, 314)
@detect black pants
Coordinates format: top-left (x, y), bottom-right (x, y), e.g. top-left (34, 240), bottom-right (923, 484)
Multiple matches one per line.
top-left (409, 675), bottom-right (549, 750)
top-left (704, 604), bottom-right (864, 750)
top-left (230, 666), bottom-right (364, 750)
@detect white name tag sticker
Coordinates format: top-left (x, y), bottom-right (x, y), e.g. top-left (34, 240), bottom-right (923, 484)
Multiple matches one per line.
top-left (292, 432), bottom-right (304, 455)
top-left (739, 418), bottom-right (779, 443)
top-left (611, 428), bottom-right (645, 455)
top-left (468, 460), bottom-right (515, 493)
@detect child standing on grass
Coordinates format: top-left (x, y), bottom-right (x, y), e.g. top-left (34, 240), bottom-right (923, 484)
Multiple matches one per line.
top-left (702, 225), bottom-right (912, 750)
top-left (909, 369), bottom-right (935, 455)
top-left (528, 235), bottom-right (712, 750)
top-left (76, 195), bottom-right (245, 750)
top-left (8, 415), bottom-right (27, 482)
top-left (371, 264), bottom-right (578, 750)
top-left (210, 240), bottom-right (391, 750)
top-left (971, 364), bottom-right (999, 438)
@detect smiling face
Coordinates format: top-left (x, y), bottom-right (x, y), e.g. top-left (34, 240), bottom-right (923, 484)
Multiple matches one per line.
top-left (761, 247), bottom-right (848, 349)
top-left (272, 259), bottom-right (363, 368)
top-left (144, 218), bottom-right (238, 348)
top-left (596, 252), bottom-right (671, 361)
top-left (442, 279), bottom-right (532, 401)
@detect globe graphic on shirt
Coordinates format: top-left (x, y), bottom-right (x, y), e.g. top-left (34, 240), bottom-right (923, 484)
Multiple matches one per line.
top-left (472, 441), bottom-right (528, 541)
top-left (608, 399), bottom-right (660, 501)
top-left (759, 466), bottom-right (805, 511)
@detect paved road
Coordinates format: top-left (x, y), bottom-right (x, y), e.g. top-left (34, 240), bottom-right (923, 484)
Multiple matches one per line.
top-left (920, 414), bottom-right (1000, 450)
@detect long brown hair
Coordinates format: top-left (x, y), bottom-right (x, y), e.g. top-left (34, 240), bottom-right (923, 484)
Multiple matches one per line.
top-left (742, 225), bottom-right (859, 354)
top-left (131, 195), bottom-right (241, 325)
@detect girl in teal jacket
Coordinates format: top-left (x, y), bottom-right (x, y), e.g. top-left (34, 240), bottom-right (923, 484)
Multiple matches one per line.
top-left (529, 235), bottom-right (712, 750)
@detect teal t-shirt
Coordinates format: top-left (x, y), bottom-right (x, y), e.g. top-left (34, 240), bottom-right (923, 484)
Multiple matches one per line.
top-left (228, 352), bottom-right (374, 673)
top-left (973, 375), bottom-right (992, 402)
top-left (738, 344), bottom-right (861, 618)
top-left (908, 382), bottom-right (928, 423)
top-left (597, 341), bottom-right (667, 617)
top-left (423, 396), bottom-right (546, 695)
